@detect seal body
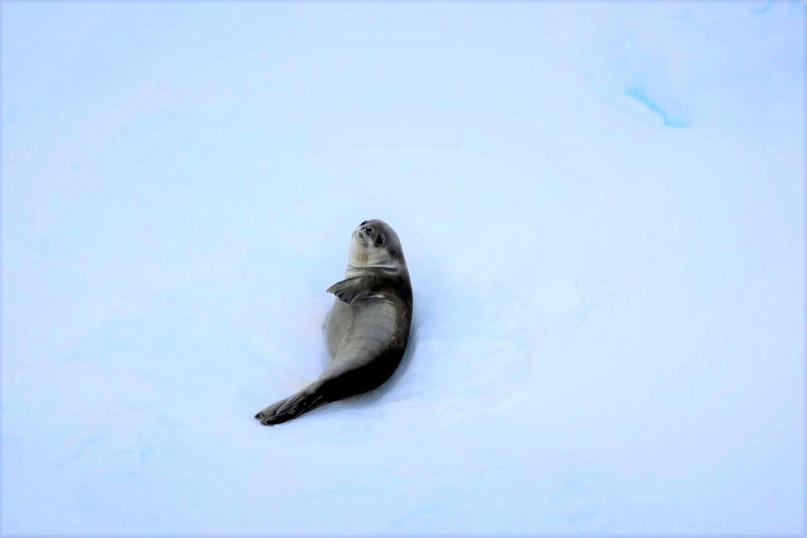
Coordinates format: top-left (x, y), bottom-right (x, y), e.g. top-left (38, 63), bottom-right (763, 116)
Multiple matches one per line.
top-left (255, 219), bottom-right (413, 426)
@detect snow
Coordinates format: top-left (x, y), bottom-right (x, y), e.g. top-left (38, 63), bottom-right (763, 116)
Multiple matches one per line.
top-left (2, 1), bottom-right (804, 534)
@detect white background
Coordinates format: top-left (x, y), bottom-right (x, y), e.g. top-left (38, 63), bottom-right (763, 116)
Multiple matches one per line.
top-left (2, 2), bottom-right (804, 534)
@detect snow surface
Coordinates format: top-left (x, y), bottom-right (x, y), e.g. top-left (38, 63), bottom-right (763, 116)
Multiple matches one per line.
top-left (2, 1), bottom-right (804, 534)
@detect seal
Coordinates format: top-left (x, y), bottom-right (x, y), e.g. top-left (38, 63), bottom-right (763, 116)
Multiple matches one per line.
top-left (255, 219), bottom-right (413, 426)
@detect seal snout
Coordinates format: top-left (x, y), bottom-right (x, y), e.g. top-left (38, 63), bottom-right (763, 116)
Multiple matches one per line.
top-left (354, 228), bottom-right (368, 247)
top-left (355, 220), bottom-right (378, 247)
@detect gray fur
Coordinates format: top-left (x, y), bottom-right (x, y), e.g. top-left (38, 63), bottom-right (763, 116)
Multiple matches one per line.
top-left (255, 219), bottom-right (413, 426)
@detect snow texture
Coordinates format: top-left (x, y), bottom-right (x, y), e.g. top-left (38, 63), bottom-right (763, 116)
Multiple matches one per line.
top-left (2, 1), bottom-right (804, 534)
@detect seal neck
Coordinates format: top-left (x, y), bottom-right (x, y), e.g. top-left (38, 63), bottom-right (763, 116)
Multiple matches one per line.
top-left (346, 263), bottom-right (400, 278)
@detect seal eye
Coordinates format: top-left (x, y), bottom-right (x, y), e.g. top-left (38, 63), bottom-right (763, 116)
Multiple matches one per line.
top-left (360, 221), bottom-right (367, 226)
top-left (375, 235), bottom-right (384, 246)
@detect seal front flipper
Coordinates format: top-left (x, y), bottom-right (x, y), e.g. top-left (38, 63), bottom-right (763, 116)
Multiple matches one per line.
top-left (326, 277), bottom-right (374, 304)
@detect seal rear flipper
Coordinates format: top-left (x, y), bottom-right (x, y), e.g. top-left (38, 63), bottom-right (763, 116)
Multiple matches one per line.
top-left (254, 398), bottom-right (286, 421)
top-left (255, 386), bottom-right (328, 426)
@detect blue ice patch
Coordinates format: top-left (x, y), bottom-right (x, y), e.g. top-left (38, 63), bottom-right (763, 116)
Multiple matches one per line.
top-left (624, 84), bottom-right (692, 129)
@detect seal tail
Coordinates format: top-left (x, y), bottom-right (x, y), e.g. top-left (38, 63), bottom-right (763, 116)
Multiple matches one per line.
top-left (255, 386), bottom-right (328, 426)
